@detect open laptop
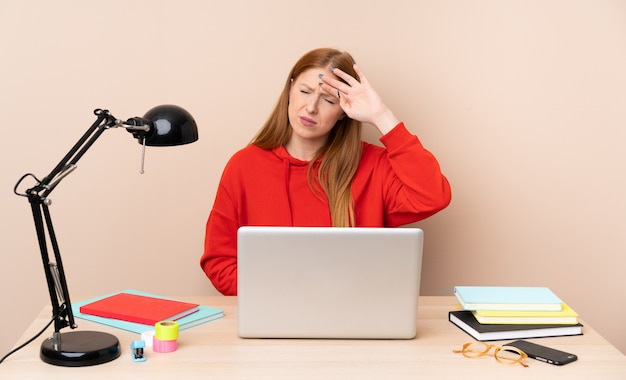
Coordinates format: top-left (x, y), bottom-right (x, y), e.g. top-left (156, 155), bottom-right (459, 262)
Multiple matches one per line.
top-left (237, 226), bottom-right (424, 339)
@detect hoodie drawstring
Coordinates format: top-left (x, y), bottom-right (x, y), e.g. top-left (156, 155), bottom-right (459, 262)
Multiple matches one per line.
top-left (283, 158), bottom-right (294, 226)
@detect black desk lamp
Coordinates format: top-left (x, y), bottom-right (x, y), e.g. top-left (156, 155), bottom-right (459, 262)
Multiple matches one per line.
top-left (13, 105), bottom-right (198, 366)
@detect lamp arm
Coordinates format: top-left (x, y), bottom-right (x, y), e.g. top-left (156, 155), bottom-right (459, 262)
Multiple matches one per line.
top-left (28, 198), bottom-right (74, 333)
top-left (34, 109), bottom-right (117, 196)
top-left (22, 109), bottom-right (122, 335)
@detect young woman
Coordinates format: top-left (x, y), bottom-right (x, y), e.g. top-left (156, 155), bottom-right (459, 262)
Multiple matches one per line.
top-left (201, 48), bottom-right (451, 295)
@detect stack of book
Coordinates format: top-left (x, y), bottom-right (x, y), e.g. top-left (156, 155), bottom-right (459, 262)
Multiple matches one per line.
top-left (448, 286), bottom-right (583, 341)
top-left (73, 289), bottom-right (224, 334)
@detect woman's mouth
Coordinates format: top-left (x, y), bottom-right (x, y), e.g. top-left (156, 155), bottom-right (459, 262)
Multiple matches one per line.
top-left (299, 116), bottom-right (317, 127)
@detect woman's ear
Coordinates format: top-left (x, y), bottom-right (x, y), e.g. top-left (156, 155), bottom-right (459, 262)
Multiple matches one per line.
top-left (288, 78), bottom-right (294, 104)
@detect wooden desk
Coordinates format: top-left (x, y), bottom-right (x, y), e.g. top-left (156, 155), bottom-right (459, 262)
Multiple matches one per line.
top-left (1, 296), bottom-right (624, 379)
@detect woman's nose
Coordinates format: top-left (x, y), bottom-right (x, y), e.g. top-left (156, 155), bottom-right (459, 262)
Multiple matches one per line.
top-left (305, 96), bottom-right (319, 114)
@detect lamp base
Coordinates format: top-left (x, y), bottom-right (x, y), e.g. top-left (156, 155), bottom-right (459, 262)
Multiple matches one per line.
top-left (40, 331), bottom-right (121, 367)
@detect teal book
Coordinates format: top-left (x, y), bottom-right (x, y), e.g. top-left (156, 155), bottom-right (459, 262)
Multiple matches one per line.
top-left (72, 289), bottom-right (224, 333)
top-left (454, 286), bottom-right (563, 311)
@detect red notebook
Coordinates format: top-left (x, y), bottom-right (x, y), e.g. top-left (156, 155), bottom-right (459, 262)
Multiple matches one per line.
top-left (79, 292), bottom-right (200, 326)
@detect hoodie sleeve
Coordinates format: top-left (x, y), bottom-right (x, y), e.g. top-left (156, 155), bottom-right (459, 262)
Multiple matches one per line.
top-left (377, 122), bottom-right (451, 226)
top-left (200, 161), bottom-right (240, 296)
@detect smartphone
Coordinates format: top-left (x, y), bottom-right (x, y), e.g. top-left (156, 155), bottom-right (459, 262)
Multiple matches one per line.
top-left (505, 340), bottom-right (578, 366)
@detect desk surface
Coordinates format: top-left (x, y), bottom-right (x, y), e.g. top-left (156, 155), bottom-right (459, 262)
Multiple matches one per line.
top-left (1, 296), bottom-right (624, 379)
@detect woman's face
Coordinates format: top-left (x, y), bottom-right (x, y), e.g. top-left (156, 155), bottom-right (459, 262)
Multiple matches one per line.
top-left (287, 67), bottom-right (344, 150)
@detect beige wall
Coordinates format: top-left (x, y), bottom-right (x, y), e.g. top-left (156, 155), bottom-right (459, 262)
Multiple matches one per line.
top-left (1, 0), bottom-right (624, 356)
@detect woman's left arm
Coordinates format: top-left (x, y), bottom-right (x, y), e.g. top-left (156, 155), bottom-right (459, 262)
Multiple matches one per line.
top-left (322, 64), bottom-right (452, 223)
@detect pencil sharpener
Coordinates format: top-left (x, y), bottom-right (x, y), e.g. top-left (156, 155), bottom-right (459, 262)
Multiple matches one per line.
top-left (130, 339), bottom-right (147, 362)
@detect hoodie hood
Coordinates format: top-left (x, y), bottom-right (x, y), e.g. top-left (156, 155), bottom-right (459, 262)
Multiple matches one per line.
top-left (271, 145), bottom-right (315, 166)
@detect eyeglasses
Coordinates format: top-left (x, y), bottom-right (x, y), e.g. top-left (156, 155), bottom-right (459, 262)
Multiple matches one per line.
top-left (453, 342), bottom-right (529, 367)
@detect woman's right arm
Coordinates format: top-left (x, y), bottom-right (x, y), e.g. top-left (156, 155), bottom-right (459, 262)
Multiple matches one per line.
top-left (200, 165), bottom-right (240, 295)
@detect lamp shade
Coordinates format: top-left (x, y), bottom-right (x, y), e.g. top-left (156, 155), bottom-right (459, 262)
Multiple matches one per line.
top-left (141, 105), bottom-right (199, 146)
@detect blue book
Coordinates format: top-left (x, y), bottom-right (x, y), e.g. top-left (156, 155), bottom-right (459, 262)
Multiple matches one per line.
top-left (454, 286), bottom-right (563, 311)
top-left (72, 289), bottom-right (224, 333)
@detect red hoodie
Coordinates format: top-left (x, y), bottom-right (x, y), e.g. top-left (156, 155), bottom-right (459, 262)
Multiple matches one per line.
top-left (201, 123), bottom-right (451, 295)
